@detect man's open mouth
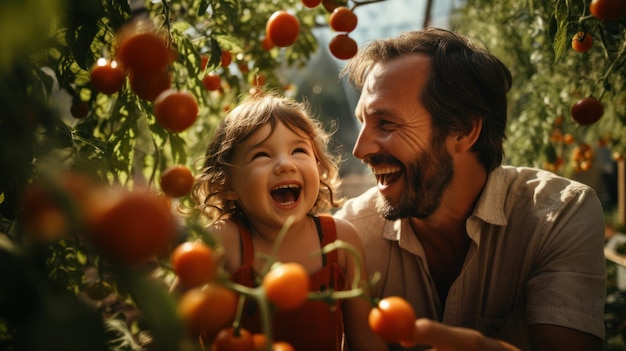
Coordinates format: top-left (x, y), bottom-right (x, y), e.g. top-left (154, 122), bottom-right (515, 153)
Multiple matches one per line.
top-left (372, 166), bottom-right (402, 186)
top-left (270, 183), bottom-right (301, 206)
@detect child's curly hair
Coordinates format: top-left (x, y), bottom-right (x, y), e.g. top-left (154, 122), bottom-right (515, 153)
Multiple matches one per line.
top-left (192, 91), bottom-right (343, 223)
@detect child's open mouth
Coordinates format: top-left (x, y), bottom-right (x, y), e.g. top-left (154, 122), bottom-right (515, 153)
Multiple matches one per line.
top-left (270, 183), bottom-right (301, 207)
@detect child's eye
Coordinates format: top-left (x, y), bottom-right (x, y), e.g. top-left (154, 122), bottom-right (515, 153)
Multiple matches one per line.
top-left (251, 151), bottom-right (270, 159)
top-left (293, 147), bottom-right (309, 155)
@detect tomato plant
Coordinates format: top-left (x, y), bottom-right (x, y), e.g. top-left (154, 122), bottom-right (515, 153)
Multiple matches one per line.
top-left (90, 58), bottom-right (126, 94)
top-left (329, 6), bottom-right (358, 32)
top-left (213, 327), bottom-right (255, 351)
top-left (261, 262), bottom-right (309, 310)
top-left (329, 34), bottom-right (358, 60)
top-left (590, 0), bottom-right (626, 21)
top-left (368, 296), bottom-right (416, 343)
top-left (154, 89), bottom-right (199, 133)
top-left (571, 96), bottom-right (604, 126)
top-left (171, 241), bottom-right (217, 288)
top-left (266, 11), bottom-right (300, 47)
top-left (160, 164), bottom-right (195, 198)
top-left (571, 32), bottom-right (593, 53)
top-left (177, 284), bottom-right (238, 334)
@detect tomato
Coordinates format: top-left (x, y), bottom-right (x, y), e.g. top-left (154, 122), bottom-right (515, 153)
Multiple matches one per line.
top-left (90, 58), bottom-right (126, 94)
top-left (571, 32), bottom-right (593, 53)
top-left (329, 34), bottom-right (358, 60)
top-left (262, 262), bottom-right (309, 310)
top-left (266, 11), bottom-right (300, 47)
top-left (563, 133), bottom-right (575, 145)
top-left (86, 188), bottom-right (176, 266)
top-left (116, 26), bottom-right (169, 76)
top-left (221, 50), bottom-right (233, 67)
top-left (70, 101), bottom-right (90, 119)
top-left (571, 96), bottom-right (604, 126)
top-left (160, 165), bottom-right (195, 198)
top-left (213, 327), bottom-right (254, 351)
top-left (302, 0), bottom-right (322, 8)
top-left (129, 69), bottom-right (171, 101)
top-left (368, 296), bottom-right (416, 343)
top-left (329, 7), bottom-right (358, 32)
top-left (322, 0), bottom-right (340, 12)
top-left (261, 36), bottom-right (275, 51)
top-left (154, 89), bottom-right (198, 133)
top-left (590, 0), bottom-right (626, 21)
top-left (178, 284), bottom-right (239, 334)
top-left (202, 72), bottom-right (221, 91)
top-left (252, 333), bottom-right (268, 351)
top-left (171, 241), bottom-right (216, 288)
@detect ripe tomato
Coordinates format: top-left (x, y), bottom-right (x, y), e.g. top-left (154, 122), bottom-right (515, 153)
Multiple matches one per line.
top-left (178, 284), bottom-right (239, 334)
top-left (302, 0), bottom-right (322, 8)
top-left (171, 241), bottom-right (216, 288)
top-left (154, 89), bottom-right (199, 133)
top-left (272, 341), bottom-right (295, 351)
top-left (590, 0), bottom-right (626, 21)
top-left (202, 72), bottom-right (221, 91)
top-left (213, 327), bottom-right (254, 351)
top-left (90, 58), bottom-right (126, 94)
top-left (329, 7), bottom-right (358, 32)
top-left (86, 188), bottom-right (176, 266)
top-left (368, 296), bottom-right (416, 343)
top-left (571, 32), bottom-right (593, 53)
top-left (329, 34), bottom-right (358, 60)
top-left (160, 165), bottom-right (195, 198)
top-left (221, 50), bottom-right (233, 67)
top-left (252, 333), bottom-right (268, 351)
top-left (70, 101), bottom-right (90, 119)
top-left (262, 262), bottom-right (309, 310)
top-left (266, 11), bottom-right (300, 47)
top-left (571, 96), bottom-right (604, 126)
top-left (116, 26), bottom-right (169, 75)
top-left (129, 69), bottom-right (171, 101)
top-left (322, 0), bottom-right (340, 12)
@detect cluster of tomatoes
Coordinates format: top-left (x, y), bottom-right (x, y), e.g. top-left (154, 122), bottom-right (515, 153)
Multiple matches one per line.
top-left (84, 19), bottom-right (200, 134)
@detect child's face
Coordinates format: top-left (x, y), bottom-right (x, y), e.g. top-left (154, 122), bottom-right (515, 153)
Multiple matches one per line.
top-left (227, 121), bottom-right (320, 228)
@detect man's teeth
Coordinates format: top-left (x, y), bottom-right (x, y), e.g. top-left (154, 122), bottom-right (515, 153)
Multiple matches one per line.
top-left (372, 166), bottom-right (401, 175)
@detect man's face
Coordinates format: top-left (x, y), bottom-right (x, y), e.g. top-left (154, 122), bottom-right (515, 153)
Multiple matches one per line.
top-left (353, 54), bottom-right (454, 220)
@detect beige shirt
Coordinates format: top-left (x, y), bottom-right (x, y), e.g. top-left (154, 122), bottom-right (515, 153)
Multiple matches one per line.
top-left (335, 166), bottom-right (606, 350)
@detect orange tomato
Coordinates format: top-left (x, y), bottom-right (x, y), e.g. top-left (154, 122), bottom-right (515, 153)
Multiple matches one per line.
top-left (571, 32), bottom-right (593, 53)
top-left (368, 296), bottom-right (416, 343)
top-left (329, 6), bottom-right (358, 32)
top-left (266, 11), bottom-right (300, 47)
top-left (160, 165), bottom-right (195, 198)
top-left (90, 58), bottom-right (126, 94)
top-left (262, 262), bottom-right (309, 310)
top-left (171, 241), bottom-right (217, 288)
top-left (213, 327), bottom-right (254, 351)
top-left (178, 284), bottom-right (239, 334)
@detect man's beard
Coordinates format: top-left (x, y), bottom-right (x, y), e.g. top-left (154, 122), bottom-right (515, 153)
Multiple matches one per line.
top-left (375, 146), bottom-right (454, 220)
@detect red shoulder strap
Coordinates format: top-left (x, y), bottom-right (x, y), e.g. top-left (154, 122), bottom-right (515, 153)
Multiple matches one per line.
top-left (317, 214), bottom-right (338, 265)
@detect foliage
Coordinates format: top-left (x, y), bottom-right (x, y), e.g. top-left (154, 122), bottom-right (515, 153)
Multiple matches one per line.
top-left (452, 0), bottom-right (626, 177)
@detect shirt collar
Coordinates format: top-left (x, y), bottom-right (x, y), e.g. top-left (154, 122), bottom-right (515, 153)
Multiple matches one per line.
top-left (472, 166), bottom-right (508, 226)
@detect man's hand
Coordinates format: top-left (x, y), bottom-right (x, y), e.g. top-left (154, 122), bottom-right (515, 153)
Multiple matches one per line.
top-left (399, 319), bottom-right (520, 351)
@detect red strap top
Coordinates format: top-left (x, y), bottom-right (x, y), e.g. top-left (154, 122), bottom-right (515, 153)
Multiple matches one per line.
top-left (230, 214), bottom-right (346, 351)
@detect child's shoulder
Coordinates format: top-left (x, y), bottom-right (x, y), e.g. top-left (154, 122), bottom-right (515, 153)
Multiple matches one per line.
top-left (206, 218), bottom-right (242, 272)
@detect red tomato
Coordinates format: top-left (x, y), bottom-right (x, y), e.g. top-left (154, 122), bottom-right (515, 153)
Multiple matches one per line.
top-left (328, 34), bottom-right (358, 60)
top-left (571, 96), bottom-right (604, 126)
top-left (213, 327), bottom-right (255, 351)
top-left (262, 262), bottom-right (309, 310)
top-left (302, 0), bottom-right (322, 8)
top-left (266, 11), bottom-right (300, 47)
top-left (202, 72), bottom-right (221, 91)
top-left (129, 69), bottom-right (171, 101)
top-left (329, 6), bottom-right (358, 32)
top-left (368, 296), bottom-right (416, 343)
top-left (116, 25), bottom-right (169, 75)
top-left (160, 165), bottom-right (195, 198)
top-left (590, 0), bottom-right (626, 21)
top-left (261, 36), bottom-right (275, 51)
top-left (90, 58), bottom-right (126, 94)
top-left (171, 241), bottom-right (217, 288)
top-left (154, 89), bottom-right (198, 133)
top-left (221, 50), bottom-right (233, 67)
top-left (86, 188), bottom-right (176, 266)
top-left (571, 32), bottom-right (593, 53)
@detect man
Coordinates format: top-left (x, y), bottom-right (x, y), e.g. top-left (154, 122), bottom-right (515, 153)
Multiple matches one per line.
top-left (335, 28), bottom-right (606, 351)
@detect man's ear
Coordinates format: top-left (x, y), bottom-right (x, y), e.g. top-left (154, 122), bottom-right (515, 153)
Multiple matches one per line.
top-left (454, 118), bottom-right (482, 153)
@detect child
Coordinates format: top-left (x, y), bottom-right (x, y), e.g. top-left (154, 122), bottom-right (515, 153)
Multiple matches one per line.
top-left (191, 91), bottom-right (386, 351)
